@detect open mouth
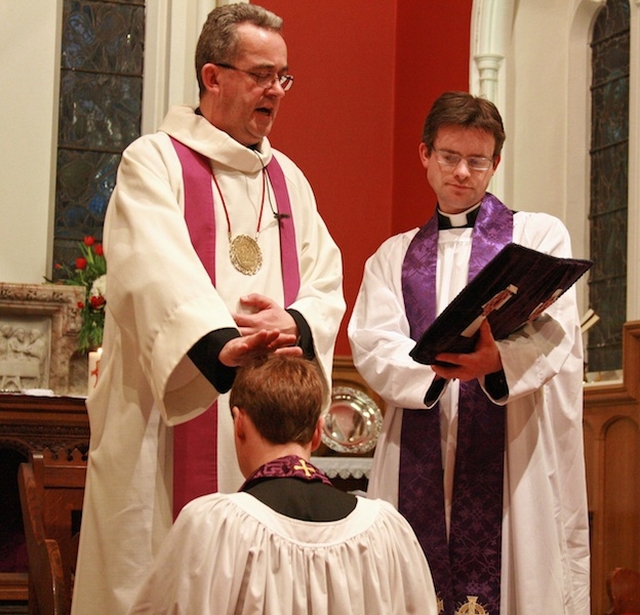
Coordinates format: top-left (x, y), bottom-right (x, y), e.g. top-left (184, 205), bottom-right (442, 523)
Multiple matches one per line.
top-left (256, 107), bottom-right (273, 117)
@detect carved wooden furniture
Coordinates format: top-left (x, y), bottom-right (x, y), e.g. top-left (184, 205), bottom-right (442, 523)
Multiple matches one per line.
top-left (584, 322), bottom-right (640, 614)
top-left (18, 460), bottom-right (66, 615)
top-left (0, 395), bottom-right (90, 454)
top-left (0, 395), bottom-right (89, 609)
top-left (19, 449), bottom-right (86, 615)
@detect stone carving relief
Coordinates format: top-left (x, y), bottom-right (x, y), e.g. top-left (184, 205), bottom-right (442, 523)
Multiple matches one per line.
top-left (0, 283), bottom-right (84, 395)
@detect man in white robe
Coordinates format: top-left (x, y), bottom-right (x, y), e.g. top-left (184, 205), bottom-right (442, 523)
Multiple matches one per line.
top-left (72, 6), bottom-right (345, 615)
top-left (348, 92), bottom-right (590, 615)
top-left (127, 355), bottom-right (438, 615)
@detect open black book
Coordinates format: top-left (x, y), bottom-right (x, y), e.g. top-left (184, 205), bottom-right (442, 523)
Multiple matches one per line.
top-left (409, 243), bottom-right (592, 366)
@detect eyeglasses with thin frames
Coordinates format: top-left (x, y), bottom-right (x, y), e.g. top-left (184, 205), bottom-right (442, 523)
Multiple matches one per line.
top-left (215, 63), bottom-right (294, 92)
top-left (432, 147), bottom-right (494, 171)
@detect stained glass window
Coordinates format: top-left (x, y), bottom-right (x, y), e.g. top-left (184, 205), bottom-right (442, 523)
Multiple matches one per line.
top-left (53, 0), bottom-right (145, 275)
top-left (588, 0), bottom-right (629, 373)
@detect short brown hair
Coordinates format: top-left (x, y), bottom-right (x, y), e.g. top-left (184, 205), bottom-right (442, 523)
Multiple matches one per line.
top-left (230, 355), bottom-right (324, 446)
top-left (422, 91), bottom-right (506, 157)
top-left (195, 4), bottom-right (283, 94)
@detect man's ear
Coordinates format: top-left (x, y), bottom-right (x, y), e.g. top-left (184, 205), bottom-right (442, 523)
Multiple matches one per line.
top-left (232, 406), bottom-right (246, 441)
top-left (201, 63), bottom-right (220, 92)
top-left (418, 142), bottom-right (430, 171)
top-left (310, 415), bottom-right (325, 452)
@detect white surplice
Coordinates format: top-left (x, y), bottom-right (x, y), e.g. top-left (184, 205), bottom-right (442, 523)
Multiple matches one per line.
top-left (348, 209), bottom-right (590, 615)
top-left (71, 105), bottom-right (345, 615)
top-left (127, 493), bottom-right (439, 615)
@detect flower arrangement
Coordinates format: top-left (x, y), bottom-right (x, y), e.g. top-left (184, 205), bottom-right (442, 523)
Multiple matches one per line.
top-left (51, 236), bottom-right (107, 354)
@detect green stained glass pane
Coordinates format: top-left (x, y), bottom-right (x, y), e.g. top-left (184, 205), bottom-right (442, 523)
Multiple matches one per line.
top-left (588, 0), bottom-right (629, 373)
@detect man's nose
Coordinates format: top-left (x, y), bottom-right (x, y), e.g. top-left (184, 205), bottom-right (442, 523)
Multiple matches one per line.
top-left (453, 158), bottom-right (472, 178)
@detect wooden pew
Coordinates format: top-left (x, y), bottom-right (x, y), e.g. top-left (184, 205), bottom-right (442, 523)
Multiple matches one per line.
top-left (18, 448), bottom-right (87, 615)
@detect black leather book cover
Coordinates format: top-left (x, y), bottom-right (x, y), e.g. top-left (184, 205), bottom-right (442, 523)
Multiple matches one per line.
top-left (410, 243), bottom-right (592, 366)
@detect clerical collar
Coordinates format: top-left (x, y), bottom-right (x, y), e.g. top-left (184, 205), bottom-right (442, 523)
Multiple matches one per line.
top-left (437, 203), bottom-right (481, 229)
top-left (239, 454), bottom-right (333, 492)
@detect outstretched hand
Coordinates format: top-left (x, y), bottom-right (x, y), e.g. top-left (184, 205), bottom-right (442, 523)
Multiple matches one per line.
top-left (218, 329), bottom-right (302, 368)
top-left (432, 319), bottom-right (502, 382)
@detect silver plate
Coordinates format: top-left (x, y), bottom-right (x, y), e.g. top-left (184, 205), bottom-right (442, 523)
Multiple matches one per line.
top-left (321, 386), bottom-right (383, 454)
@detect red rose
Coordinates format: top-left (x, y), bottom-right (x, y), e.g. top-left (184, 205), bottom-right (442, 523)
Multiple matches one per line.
top-left (77, 301), bottom-right (85, 309)
top-left (84, 236), bottom-right (96, 246)
top-left (76, 257), bottom-right (87, 270)
top-left (94, 244), bottom-right (104, 256)
top-left (90, 296), bottom-right (106, 309)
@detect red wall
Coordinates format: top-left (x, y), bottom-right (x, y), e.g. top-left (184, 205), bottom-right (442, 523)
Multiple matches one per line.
top-left (259, 1), bottom-right (472, 354)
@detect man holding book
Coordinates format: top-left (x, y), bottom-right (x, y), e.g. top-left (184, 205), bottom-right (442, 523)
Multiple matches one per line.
top-left (348, 91), bottom-right (590, 615)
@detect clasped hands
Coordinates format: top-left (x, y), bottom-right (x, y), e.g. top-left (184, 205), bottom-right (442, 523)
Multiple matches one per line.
top-left (219, 293), bottom-right (303, 368)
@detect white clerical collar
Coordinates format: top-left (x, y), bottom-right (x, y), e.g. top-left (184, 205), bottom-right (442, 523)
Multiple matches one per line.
top-left (437, 202), bottom-right (482, 228)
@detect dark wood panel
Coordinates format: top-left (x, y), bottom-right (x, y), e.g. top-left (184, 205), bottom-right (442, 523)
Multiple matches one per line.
top-left (584, 321), bottom-right (640, 615)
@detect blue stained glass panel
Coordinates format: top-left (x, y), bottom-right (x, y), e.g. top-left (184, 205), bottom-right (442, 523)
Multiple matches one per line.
top-left (53, 0), bottom-right (144, 278)
top-left (55, 149), bottom-right (120, 239)
top-left (58, 70), bottom-right (142, 150)
top-left (62, 0), bottom-right (144, 74)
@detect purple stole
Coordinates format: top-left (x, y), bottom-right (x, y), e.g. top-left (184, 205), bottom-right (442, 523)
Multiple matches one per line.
top-left (239, 455), bottom-right (333, 491)
top-left (400, 194), bottom-right (513, 615)
top-left (169, 137), bottom-right (300, 519)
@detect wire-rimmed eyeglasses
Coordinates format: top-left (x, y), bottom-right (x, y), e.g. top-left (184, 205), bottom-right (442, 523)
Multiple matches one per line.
top-left (432, 147), bottom-right (494, 171)
top-left (215, 63), bottom-right (294, 92)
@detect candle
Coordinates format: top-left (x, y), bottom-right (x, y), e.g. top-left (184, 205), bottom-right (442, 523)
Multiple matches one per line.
top-left (88, 347), bottom-right (103, 392)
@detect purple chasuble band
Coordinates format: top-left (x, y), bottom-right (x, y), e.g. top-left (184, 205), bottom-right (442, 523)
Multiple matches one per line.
top-left (169, 136), bottom-right (300, 519)
top-left (400, 194), bottom-right (513, 615)
top-left (265, 163), bottom-right (300, 306)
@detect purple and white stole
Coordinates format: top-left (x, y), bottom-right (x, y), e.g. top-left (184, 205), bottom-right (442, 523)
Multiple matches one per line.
top-left (239, 455), bottom-right (333, 492)
top-left (400, 194), bottom-right (513, 615)
top-left (169, 137), bottom-right (300, 519)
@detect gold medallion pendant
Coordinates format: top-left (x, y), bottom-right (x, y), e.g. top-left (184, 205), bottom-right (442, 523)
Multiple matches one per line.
top-left (229, 234), bottom-right (263, 275)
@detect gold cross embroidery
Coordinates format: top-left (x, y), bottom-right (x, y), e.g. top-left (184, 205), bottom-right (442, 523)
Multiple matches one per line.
top-left (293, 458), bottom-right (316, 477)
top-left (455, 596), bottom-right (488, 615)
